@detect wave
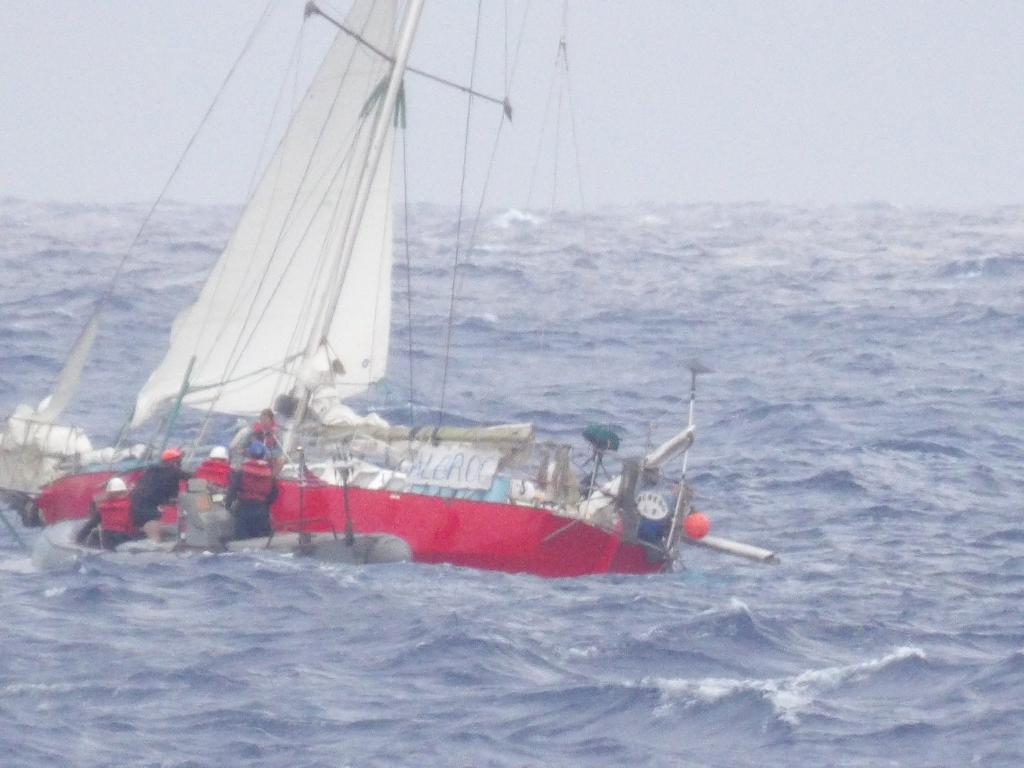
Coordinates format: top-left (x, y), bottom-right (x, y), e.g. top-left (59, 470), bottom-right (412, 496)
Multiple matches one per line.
top-left (489, 208), bottom-right (543, 229)
top-left (2, 200), bottom-right (1024, 767)
top-left (771, 469), bottom-right (866, 495)
top-left (643, 646), bottom-right (926, 725)
top-left (872, 438), bottom-right (967, 458)
top-left (936, 253), bottom-right (1024, 279)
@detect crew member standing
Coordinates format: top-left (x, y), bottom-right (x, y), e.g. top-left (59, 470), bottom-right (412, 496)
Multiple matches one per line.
top-left (194, 445), bottom-right (232, 491)
top-left (230, 408), bottom-right (284, 473)
top-left (225, 441), bottom-right (277, 539)
top-left (131, 447), bottom-right (190, 542)
top-left (252, 408), bottom-right (284, 473)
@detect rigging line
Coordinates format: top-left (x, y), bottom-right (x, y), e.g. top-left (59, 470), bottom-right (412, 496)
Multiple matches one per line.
top-left (284, 107), bottom-right (393, 405)
top-left (185, 353), bottom-right (306, 394)
top-left (550, 22), bottom-right (570, 215)
top-left (188, 8), bottom-right (308, 374)
top-left (504, 0), bottom-right (509, 95)
top-left (200, 7), bottom-right (381, 401)
top-left (191, 13), bottom-right (315, 453)
top-left (215, 2), bottom-right (382, 331)
top-left (188, 12), bottom-right (382, 446)
top-left (556, 0), bottom-right (586, 215)
top-left (509, 0), bottom-right (534, 81)
top-left (214, 63), bottom-right (373, 371)
top-left (402, 125), bottom-right (416, 427)
top-left (308, 1), bottom-right (511, 118)
top-left (563, 45), bottom-right (590, 226)
top-left (110, 0), bottom-right (276, 446)
top-left (526, 49), bottom-right (559, 208)
top-left (425, 0), bottom-right (528, 427)
top-left (437, 0), bottom-right (485, 428)
top-left (350, 172), bottom-right (394, 398)
top-left (224, 115), bottom-right (369, 382)
top-left (246, 13), bottom-right (308, 203)
top-left (460, 4), bottom-right (537, 298)
top-left (550, 73), bottom-right (563, 215)
top-left (100, 0), bottom-right (276, 307)
top-left (200, 128), bottom-right (361, 421)
top-left (204, 113), bottom-right (372, 417)
top-left (461, 112), bottom-right (511, 306)
top-left (289, 70), bottom-right (396, 350)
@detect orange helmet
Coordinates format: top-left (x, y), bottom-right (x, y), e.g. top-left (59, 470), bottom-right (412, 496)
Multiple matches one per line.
top-left (160, 447), bottom-right (183, 462)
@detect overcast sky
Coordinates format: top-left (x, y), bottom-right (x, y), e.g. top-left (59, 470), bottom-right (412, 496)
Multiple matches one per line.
top-left (1, 0), bottom-right (1022, 210)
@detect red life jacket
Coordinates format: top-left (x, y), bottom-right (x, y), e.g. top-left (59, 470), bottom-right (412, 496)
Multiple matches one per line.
top-left (239, 459), bottom-right (274, 501)
top-left (195, 458), bottom-right (231, 489)
top-left (98, 493), bottom-right (136, 535)
top-left (253, 422), bottom-right (279, 451)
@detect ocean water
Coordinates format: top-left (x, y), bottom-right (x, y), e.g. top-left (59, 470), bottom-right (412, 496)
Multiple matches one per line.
top-left (1, 198), bottom-right (1023, 767)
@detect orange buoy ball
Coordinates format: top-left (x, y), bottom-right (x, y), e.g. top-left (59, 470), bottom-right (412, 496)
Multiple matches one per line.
top-left (683, 511), bottom-right (710, 539)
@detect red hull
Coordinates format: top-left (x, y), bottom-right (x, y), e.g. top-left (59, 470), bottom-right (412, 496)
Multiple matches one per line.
top-left (36, 468), bottom-right (144, 526)
top-left (269, 482), bottom-right (666, 577)
top-left (35, 473), bottom-right (666, 577)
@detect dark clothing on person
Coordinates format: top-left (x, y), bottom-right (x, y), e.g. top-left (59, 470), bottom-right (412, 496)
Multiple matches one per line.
top-left (232, 501), bottom-right (274, 539)
top-left (130, 463), bottom-right (189, 528)
top-left (76, 498), bottom-right (133, 550)
top-left (225, 463), bottom-right (278, 539)
top-left (76, 502), bottom-right (102, 546)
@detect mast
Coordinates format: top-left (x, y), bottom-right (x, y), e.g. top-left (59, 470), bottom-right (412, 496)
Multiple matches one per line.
top-left (285, 0), bottom-right (426, 453)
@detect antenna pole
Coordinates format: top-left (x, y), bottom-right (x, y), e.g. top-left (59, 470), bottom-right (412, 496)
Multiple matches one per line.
top-left (666, 361), bottom-right (708, 551)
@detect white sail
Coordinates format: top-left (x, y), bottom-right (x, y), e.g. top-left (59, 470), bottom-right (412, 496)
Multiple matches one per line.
top-left (132, 0), bottom-right (401, 426)
top-left (36, 313), bottom-right (99, 423)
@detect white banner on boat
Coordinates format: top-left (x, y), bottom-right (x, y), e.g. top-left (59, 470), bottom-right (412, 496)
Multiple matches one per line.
top-left (406, 443), bottom-right (502, 491)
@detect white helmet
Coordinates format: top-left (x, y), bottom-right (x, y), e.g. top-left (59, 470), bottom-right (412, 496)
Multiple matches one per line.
top-left (105, 477), bottom-right (128, 493)
top-left (209, 446), bottom-right (229, 460)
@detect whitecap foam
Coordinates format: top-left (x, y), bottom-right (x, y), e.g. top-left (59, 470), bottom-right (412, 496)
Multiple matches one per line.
top-left (490, 209), bottom-right (542, 228)
top-left (566, 645), bottom-right (600, 659)
top-left (644, 646), bottom-right (926, 725)
top-left (0, 556), bottom-right (37, 573)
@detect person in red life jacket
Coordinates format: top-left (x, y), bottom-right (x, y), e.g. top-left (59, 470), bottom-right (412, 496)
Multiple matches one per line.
top-left (76, 476), bottom-right (131, 548)
top-left (194, 445), bottom-right (232, 490)
top-left (250, 408), bottom-right (285, 473)
top-left (130, 447), bottom-right (190, 542)
top-left (225, 441), bottom-right (278, 539)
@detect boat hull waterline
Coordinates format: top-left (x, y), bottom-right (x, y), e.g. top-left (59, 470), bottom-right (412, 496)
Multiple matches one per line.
top-left (31, 518), bottom-right (413, 571)
top-left (33, 473), bottom-right (668, 577)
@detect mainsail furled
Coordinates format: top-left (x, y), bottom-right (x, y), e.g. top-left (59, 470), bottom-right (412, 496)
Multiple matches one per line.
top-left (133, 0), bottom-right (403, 426)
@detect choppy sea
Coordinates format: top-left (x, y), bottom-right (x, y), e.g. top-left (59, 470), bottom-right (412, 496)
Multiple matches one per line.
top-left (1, 198), bottom-right (1022, 767)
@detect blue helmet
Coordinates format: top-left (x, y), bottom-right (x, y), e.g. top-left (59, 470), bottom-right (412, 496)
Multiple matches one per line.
top-left (247, 440), bottom-right (268, 460)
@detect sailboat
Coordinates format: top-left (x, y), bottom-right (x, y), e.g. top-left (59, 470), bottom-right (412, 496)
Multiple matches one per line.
top-left (0, 0), bottom-right (775, 575)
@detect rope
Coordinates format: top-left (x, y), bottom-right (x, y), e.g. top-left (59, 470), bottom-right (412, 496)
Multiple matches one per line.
top-left (560, 4), bottom-right (589, 216)
top-left (402, 124), bottom-right (416, 427)
top-left (434, 0), bottom-right (532, 426)
top-left (188, 12), bottom-right (310, 460)
top-left (246, 15), bottom-right (308, 203)
top-left (309, 1), bottom-right (511, 118)
top-left (527, 0), bottom-right (588, 227)
top-left (550, 45), bottom-right (564, 215)
top-left (526, 51), bottom-right (558, 208)
top-left (106, 0), bottom-right (276, 448)
top-left (191, 7), bottom-right (381, 436)
top-left (101, 0), bottom-right (276, 308)
top-left (436, 0), bottom-right (485, 427)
